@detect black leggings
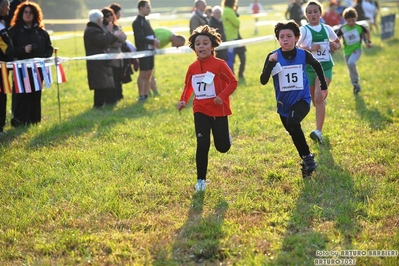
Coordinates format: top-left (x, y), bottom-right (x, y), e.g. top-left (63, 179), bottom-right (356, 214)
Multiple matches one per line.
top-left (194, 112), bottom-right (231, 180)
top-left (279, 100), bottom-right (311, 158)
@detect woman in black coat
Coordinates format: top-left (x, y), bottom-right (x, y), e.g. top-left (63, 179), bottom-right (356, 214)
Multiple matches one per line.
top-left (84, 9), bottom-right (122, 108)
top-left (9, 1), bottom-right (53, 127)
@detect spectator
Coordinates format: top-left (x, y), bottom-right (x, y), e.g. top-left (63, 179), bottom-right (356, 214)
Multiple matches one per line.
top-left (150, 27), bottom-right (186, 96)
top-left (108, 3), bottom-right (129, 101)
top-left (362, 0), bottom-right (377, 31)
top-left (353, 0), bottom-right (366, 21)
top-left (154, 27), bottom-right (186, 49)
top-left (132, 0), bottom-right (160, 101)
top-left (209, 5), bottom-right (228, 61)
top-left (3, 0), bottom-right (26, 25)
top-left (189, 0), bottom-right (208, 34)
top-left (9, 1), bottom-right (53, 127)
top-left (234, 6), bottom-right (247, 85)
top-left (0, 0), bottom-right (14, 135)
top-left (222, 0), bottom-right (240, 74)
top-left (83, 9), bottom-right (121, 108)
top-left (285, 0), bottom-right (306, 26)
top-left (204, 5), bottom-right (213, 22)
top-left (323, 1), bottom-right (343, 27)
top-left (248, 0), bottom-right (263, 35)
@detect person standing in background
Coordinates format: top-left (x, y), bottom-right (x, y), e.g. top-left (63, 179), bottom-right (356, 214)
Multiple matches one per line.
top-left (83, 9), bottom-right (121, 108)
top-left (109, 3), bottom-right (129, 101)
top-left (286, 0), bottom-right (306, 26)
top-left (3, 0), bottom-right (26, 25)
top-left (222, 0), bottom-right (240, 74)
top-left (132, 0), bottom-right (160, 101)
top-left (9, 1), bottom-right (53, 127)
top-left (209, 5), bottom-right (228, 61)
top-left (189, 0), bottom-right (208, 34)
top-left (150, 27), bottom-right (186, 96)
top-left (248, 0), bottom-right (263, 35)
top-left (0, 0), bottom-right (14, 135)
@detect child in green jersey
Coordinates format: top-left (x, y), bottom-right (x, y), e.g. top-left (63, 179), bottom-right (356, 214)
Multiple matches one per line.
top-left (336, 7), bottom-right (372, 94)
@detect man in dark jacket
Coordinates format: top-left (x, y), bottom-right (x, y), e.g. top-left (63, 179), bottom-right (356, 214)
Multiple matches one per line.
top-left (84, 9), bottom-right (122, 108)
top-left (0, 0), bottom-right (15, 135)
top-left (132, 0), bottom-right (160, 101)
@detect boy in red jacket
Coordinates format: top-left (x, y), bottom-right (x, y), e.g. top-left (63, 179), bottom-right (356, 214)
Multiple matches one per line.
top-left (177, 25), bottom-right (238, 192)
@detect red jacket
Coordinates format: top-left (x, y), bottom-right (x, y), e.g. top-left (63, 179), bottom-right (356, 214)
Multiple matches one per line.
top-left (180, 55), bottom-right (238, 117)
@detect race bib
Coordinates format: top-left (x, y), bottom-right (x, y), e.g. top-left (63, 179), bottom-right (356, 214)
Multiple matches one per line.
top-left (192, 73), bottom-right (216, 100)
top-left (312, 41), bottom-right (330, 62)
top-left (278, 64), bottom-right (304, 92)
top-left (343, 29), bottom-right (361, 46)
top-left (146, 35), bottom-right (154, 50)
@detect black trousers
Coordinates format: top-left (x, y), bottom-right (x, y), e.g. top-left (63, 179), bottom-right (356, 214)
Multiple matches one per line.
top-left (194, 112), bottom-right (231, 180)
top-left (279, 100), bottom-right (311, 158)
top-left (234, 46), bottom-right (246, 78)
top-left (112, 67), bottom-right (124, 101)
top-left (0, 93), bottom-right (6, 131)
top-left (93, 88), bottom-right (117, 108)
top-left (13, 90), bottom-right (42, 125)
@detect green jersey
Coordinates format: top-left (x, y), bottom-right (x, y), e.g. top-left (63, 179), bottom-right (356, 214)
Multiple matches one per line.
top-left (337, 23), bottom-right (368, 56)
top-left (154, 28), bottom-right (173, 48)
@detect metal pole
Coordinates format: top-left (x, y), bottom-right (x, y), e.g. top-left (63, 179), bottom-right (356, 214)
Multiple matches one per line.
top-left (54, 47), bottom-right (61, 122)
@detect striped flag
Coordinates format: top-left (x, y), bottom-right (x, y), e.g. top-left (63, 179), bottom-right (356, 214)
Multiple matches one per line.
top-left (1, 62), bottom-right (11, 94)
top-left (39, 61), bottom-right (51, 88)
top-left (48, 65), bottom-right (53, 84)
top-left (31, 62), bottom-right (42, 91)
top-left (12, 63), bottom-right (24, 93)
top-left (21, 63), bottom-right (32, 93)
top-left (57, 63), bottom-right (66, 83)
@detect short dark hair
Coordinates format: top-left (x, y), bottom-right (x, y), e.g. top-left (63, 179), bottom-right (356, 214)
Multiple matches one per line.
top-left (109, 3), bottom-right (122, 14)
top-left (274, 20), bottom-right (301, 39)
top-left (343, 7), bottom-right (358, 19)
top-left (138, 0), bottom-right (149, 9)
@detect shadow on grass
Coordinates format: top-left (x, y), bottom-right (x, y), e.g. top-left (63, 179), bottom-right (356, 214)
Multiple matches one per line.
top-left (154, 192), bottom-right (229, 265)
top-left (26, 99), bottom-right (170, 148)
top-left (275, 137), bottom-right (362, 264)
top-left (0, 124), bottom-right (29, 148)
top-left (354, 94), bottom-right (392, 130)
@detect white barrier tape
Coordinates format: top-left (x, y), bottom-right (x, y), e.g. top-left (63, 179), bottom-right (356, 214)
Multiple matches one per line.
top-left (2, 34), bottom-right (275, 68)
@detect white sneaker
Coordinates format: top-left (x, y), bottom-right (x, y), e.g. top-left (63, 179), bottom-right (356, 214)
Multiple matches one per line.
top-left (195, 179), bottom-right (206, 192)
top-left (310, 130), bottom-right (323, 143)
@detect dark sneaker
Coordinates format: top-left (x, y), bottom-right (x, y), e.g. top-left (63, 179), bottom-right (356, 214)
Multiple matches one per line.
top-left (353, 85), bottom-right (361, 94)
top-left (301, 153), bottom-right (317, 177)
top-left (11, 118), bottom-right (23, 127)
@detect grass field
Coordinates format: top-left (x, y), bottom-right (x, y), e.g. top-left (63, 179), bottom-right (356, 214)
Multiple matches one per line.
top-left (1, 2), bottom-right (399, 266)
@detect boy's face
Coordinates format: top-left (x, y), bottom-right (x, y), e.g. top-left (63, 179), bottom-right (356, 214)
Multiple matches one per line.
top-left (278, 29), bottom-right (298, 51)
top-left (345, 17), bottom-right (357, 27)
top-left (194, 35), bottom-right (213, 60)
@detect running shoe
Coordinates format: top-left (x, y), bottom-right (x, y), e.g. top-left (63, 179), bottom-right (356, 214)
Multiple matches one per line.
top-left (195, 179), bottom-right (206, 192)
top-left (310, 130), bottom-right (323, 143)
top-left (301, 153), bottom-right (317, 177)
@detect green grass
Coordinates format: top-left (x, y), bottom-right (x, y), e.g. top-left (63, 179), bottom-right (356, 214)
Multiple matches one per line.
top-left (1, 3), bottom-right (399, 266)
